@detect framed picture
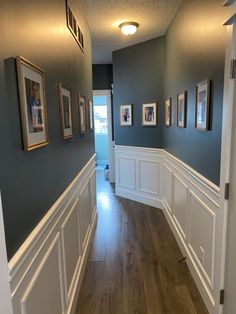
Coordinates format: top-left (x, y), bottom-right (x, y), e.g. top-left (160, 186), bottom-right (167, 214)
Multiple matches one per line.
top-left (165, 98), bottom-right (172, 126)
top-left (142, 103), bottom-right (157, 126)
top-left (87, 99), bottom-right (94, 130)
top-left (120, 104), bottom-right (132, 126)
top-left (66, 1), bottom-right (84, 52)
top-left (177, 91), bottom-right (187, 128)
top-left (16, 56), bottom-right (48, 151)
top-left (78, 94), bottom-right (86, 133)
top-left (195, 80), bottom-right (210, 131)
top-left (59, 84), bottom-right (73, 139)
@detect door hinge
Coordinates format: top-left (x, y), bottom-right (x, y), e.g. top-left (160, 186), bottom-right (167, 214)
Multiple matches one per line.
top-left (230, 59), bottom-right (236, 79)
top-left (224, 183), bottom-right (230, 200)
top-left (220, 289), bottom-right (225, 305)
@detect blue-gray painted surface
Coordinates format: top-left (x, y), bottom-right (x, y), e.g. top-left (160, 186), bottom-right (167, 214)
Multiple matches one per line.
top-left (113, 0), bottom-right (226, 185)
top-left (0, 0), bottom-right (94, 259)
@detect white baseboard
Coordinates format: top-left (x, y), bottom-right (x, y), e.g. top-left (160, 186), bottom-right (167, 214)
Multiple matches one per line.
top-left (116, 187), bottom-right (163, 209)
top-left (9, 155), bottom-right (97, 314)
top-left (115, 145), bottom-right (220, 314)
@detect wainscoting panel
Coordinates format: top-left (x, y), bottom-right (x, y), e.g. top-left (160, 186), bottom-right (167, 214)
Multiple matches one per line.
top-left (118, 157), bottom-right (136, 190)
top-left (9, 155), bottom-right (97, 314)
top-left (78, 183), bottom-right (91, 252)
top-left (61, 200), bottom-right (81, 304)
top-left (173, 174), bottom-right (188, 240)
top-left (115, 145), bottom-right (220, 314)
top-left (162, 163), bottom-right (172, 213)
top-left (21, 234), bottom-right (63, 314)
top-left (188, 190), bottom-right (215, 288)
top-left (138, 160), bottom-right (159, 196)
top-left (90, 171), bottom-right (97, 221)
top-left (115, 146), bottom-right (163, 208)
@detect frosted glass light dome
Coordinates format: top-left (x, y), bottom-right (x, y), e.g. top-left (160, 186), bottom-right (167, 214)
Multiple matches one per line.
top-left (119, 22), bottom-right (139, 35)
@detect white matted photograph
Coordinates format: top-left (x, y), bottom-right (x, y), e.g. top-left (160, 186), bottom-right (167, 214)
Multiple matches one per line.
top-left (165, 98), bottom-right (172, 127)
top-left (177, 91), bottom-right (187, 128)
top-left (87, 99), bottom-right (94, 130)
top-left (78, 94), bottom-right (87, 133)
top-left (142, 102), bottom-right (157, 126)
top-left (120, 104), bottom-right (132, 126)
top-left (195, 80), bottom-right (210, 131)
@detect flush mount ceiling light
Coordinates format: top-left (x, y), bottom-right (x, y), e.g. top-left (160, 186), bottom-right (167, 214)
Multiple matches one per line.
top-left (119, 22), bottom-right (139, 35)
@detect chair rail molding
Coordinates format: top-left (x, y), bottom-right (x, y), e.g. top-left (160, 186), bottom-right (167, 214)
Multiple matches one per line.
top-left (115, 145), bottom-right (220, 314)
top-left (9, 154), bottom-right (97, 314)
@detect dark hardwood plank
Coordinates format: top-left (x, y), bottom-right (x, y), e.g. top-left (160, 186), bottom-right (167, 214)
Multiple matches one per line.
top-left (75, 170), bottom-right (209, 314)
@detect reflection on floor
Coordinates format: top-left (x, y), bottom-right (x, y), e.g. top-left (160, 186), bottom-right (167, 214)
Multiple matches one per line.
top-left (75, 169), bottom-right (208, 314)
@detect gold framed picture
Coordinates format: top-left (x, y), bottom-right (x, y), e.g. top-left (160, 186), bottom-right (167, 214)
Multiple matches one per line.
top-left (59, 84), bottom-right (73, 139)
top-left (16, 56), bottom-right (49, 151)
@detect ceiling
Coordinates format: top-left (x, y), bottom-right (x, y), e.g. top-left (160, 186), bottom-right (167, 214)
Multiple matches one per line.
top-left (80, 0), bottom-right (182, 64)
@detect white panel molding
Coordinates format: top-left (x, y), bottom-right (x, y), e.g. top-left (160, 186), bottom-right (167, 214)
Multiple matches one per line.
top-left (61, 200), bottom-right (81, 305)
top-left (173, 173), bottom-right (188, 241)
top-left (9, 154), bottom-right (97, 314)
top-left (138, 160), bottom-right (160, 196)
top-left (21, 233), bottom-right (64, 314)
top-left (115, 145), bottom-right (220, 314)
top-left (188, 190), bottom-right (216, 289)
top-left (117, 157), bottom-right (136, 190)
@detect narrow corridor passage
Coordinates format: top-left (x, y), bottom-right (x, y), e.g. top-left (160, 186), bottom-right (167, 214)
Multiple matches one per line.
top-left (76, 170), bottom-right (208, 314)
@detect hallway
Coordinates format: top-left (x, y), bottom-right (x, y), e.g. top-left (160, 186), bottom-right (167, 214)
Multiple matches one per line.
top-left (75, 170), bottom-right (208, 314)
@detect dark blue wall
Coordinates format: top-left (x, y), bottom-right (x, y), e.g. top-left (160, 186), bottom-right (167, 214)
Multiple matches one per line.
top-left (113, 0), bottom-right (227, 185)
top-left (113, 37), bottom-right (165, 148)
top-left (0, 0), bottom-right (94, 259)
top-left (162, 0), bottom-right (226, 185)
top-left (93, 64), bottom-right (113, 90)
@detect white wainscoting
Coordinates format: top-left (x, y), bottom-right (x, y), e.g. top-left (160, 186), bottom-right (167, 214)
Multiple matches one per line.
top-left (115, 146), bottom-right (163, 208)
top-left (9, 155), bottom-right (97, 314)
top-left (115, 145), bottom-right (220, 314)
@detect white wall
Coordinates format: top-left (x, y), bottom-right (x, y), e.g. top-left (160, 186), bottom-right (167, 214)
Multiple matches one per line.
top-left (115, 145), bottom-right (220, 314)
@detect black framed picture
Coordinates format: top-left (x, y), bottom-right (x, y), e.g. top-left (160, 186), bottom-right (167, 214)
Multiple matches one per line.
top-left (120, 104), bottom-right (132, 126)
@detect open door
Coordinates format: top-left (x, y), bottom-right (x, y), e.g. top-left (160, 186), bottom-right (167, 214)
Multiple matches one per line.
top-left (93, 90), bottom-right (115, 183)
top-left (215, 9), bottom-right (236, 313)
top-left (220, 21), bottom-right (236, 313)
top-left (0, 192), bottom-right (13, 314)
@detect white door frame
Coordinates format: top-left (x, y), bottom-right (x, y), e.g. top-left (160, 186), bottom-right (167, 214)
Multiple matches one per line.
top-left (0, 192), bottom-right (13, 314)
top-left (217, 14), bottom-right (236, 314)
top-left (93, 90), bottom-right (115, 183)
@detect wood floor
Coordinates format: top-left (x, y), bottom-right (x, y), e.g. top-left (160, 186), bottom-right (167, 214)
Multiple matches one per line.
top-left (75, 170), bottom-right (208, 314)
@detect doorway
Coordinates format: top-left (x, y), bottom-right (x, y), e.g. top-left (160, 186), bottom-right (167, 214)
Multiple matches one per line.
top-left (93, 90), bottom-right (115, 183)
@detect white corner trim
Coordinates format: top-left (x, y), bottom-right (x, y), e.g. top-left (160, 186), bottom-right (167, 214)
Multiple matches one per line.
top-left (0, 192), bottom-right (13, 314)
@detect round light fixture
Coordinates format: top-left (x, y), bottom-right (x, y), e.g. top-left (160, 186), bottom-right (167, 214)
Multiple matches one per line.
top-left (119, 22), bottom-right (139, 35)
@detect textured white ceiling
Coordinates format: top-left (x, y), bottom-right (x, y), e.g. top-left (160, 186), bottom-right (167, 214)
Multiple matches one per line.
top-left (80, 0), bottom-right (182, 64)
